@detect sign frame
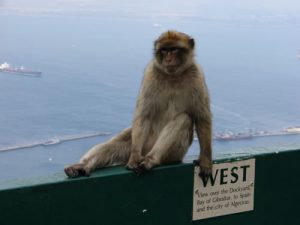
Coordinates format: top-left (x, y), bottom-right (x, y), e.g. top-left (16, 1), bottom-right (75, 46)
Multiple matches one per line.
top-left (193, 158), bottom-right (255, 220)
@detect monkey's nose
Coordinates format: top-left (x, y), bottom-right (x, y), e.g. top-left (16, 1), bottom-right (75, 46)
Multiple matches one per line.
top-left (165, 55), bottom-right (173, 62)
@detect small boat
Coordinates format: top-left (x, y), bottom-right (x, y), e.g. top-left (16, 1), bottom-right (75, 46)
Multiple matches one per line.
top-left (43, 138), bottom-right (60, 146)
top-left (0, 62), bottom-right (42, 76)
top-left (284, 126), bottom-right (300, 133)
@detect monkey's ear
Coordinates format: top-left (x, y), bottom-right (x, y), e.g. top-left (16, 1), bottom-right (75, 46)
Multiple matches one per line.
top-left (154, 40), bottom-right (159, 51)
top-left (189, 38), bottom-right (195, 49)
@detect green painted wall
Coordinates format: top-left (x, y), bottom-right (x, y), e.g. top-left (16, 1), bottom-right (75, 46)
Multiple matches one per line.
top-left (0, 150), bottom-right (300, 225)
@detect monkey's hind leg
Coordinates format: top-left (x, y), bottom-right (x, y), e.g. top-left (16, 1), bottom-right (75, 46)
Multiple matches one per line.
top-left (64, 128), bottom-right (132, 178)
top-left (139, 114), bottom-right (193, 172)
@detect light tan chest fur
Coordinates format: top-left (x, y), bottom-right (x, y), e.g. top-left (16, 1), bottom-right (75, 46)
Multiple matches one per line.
top-left (138, 64), bottom-right (204, 128)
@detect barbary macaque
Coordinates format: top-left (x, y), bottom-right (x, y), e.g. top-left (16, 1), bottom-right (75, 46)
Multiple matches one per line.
top-left (64, 30), bottom-right (213, 178)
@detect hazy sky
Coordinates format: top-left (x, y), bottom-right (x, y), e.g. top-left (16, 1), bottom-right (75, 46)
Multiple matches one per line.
top-left (1, 0), bottom-right (300, 19)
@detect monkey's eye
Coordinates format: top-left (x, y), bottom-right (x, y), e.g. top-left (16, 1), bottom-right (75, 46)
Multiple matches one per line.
top-left (171, 49), bottom-right (179, 54)
top-left (160, 49), bottom-right (168, 55)
top-left (159, 47), bottom-right (182, 55)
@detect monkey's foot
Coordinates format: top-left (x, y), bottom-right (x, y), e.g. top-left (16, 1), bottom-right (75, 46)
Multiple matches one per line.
top-left (193, 159), bottom-right (212, 179)
top-left (126, 156), bottom-right (156, 175)
top-left (126, 162), bottom-right (142, 175)
top-left (133, 165), bottom-right (148, 176)
top-left (126, 161), bottom-right (139, 169)
top-left (137, 156), bottom-right (157, 173)
top-left (126, 154), bottom-right (143, 171)
top-left (127, 160), bottom-right (153, 176)
top-left (64, 163), bottom-right (91, 178)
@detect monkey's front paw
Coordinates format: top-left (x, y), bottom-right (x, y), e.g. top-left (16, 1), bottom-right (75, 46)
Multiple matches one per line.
top-left (126, 155), bottom-right (142, 171)
top-left (64, 163), bottom-right (90, 178)
top-left (126, 160), bottom-right (144, 176)
top-left (126, 161), bottom-right (139, 170)
top-left (199, 164), bottom-right (212, 179)
top-left (193, 159), bottom-right (212, 179)
top-left (137, 156), bottom-right (157, 174)
top-left (126, 156), bottom-right (155, 176)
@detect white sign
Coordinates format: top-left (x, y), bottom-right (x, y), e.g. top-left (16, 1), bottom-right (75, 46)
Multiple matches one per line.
top-left (193, 158), bottom-right (255, 220)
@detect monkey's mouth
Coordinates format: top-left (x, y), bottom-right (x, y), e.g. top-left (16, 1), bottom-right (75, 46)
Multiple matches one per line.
top-left (165, 60), bottom-right (178, 66)
top-left (166, 65), bottom-right (178, 73)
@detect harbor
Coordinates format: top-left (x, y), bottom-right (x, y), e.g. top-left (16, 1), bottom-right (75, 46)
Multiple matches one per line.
top-left (213, 126), bottom-right (300, 141)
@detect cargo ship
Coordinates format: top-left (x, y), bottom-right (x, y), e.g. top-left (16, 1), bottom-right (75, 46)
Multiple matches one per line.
top-left (284, 126), bottom-right (300, 133)
top-left (0, 62), bottom-right (42, 76)
top-left (213, 132), bottom-right (253, 141)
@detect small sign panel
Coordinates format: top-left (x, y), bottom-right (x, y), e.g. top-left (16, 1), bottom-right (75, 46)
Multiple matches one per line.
top-left (193, 158), bottom-right (255, 220)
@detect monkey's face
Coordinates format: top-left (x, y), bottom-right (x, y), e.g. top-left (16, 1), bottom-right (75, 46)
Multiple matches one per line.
top-left (157, 47), bottom-right (189, 73)
top-left (154, 31), bottom-right (195, 75)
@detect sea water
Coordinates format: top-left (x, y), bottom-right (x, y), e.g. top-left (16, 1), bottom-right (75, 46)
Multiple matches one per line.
top-left (0, 11), bottom-right (300, 180)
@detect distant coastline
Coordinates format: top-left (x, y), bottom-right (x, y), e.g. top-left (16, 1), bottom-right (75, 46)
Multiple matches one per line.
top-left (193, 126), bottom-right (300, 142)
top-left (0, 131), bottom-right (111, 152)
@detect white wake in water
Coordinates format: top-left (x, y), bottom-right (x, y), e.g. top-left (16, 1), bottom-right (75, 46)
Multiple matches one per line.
top-left (0, 131), bottom-right (111, 152)
top-left (211, 104), bottom-right (249, 122)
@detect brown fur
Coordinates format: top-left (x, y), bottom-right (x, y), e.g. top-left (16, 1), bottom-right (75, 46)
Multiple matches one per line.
top-left (64, 30), bottom-right (212, 178)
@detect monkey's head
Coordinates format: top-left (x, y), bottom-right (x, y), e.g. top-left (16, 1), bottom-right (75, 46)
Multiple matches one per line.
top-left (154, 30), bottom-right (195, 75)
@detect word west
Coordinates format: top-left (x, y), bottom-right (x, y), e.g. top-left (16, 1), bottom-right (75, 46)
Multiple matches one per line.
top-left (193, 158), bottom-right (255, 220)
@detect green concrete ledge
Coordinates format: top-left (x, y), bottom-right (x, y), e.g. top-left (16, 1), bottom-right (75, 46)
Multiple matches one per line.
top-left (0, 149), bottom-right (300, 225)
